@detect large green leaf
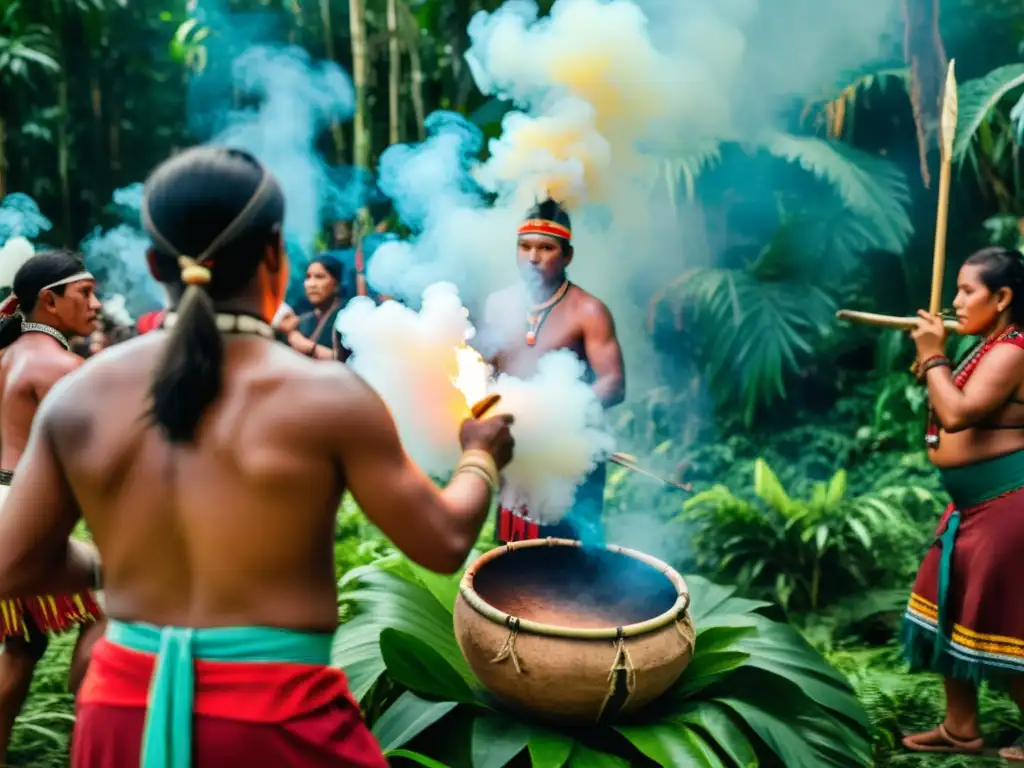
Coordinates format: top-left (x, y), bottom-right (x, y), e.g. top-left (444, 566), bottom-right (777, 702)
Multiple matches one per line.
top-left (670, 625), bottom-right (754, 698)
top-left (674, 702), bottom-right (758, 768)
top-left (471, 715), bottom-right (531, 768)
top-left (566, 745), bottom-right (631, 767)
top-left (372, 691), bottom-right (459, 752)
top-left (737, 618), bottom-right (868, 729)
top-left (380, 628), bottom-right (477, 704)
top-left (717, 696), bottom-right (823, 768)
top-left (953, 63), bottom-right (1024, 159)
top-left (528, 729), bottom-right (576, 768)
top-left (334, 567), bottom-right (475, 700)
top-left (616, 722), bottom-right (726, 767)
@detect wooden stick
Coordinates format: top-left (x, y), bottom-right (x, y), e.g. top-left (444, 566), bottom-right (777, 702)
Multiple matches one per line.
top-left (609, 452), bottom-right (693, 493)
top-left (929, 59), bottom-right (958, 315)
top-left (471, 393), bottom-right (501, 419)
top-left (836, 309), bottom-right (959, 332)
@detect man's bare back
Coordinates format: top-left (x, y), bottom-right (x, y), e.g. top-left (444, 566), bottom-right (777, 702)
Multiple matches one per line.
top-left (28, 327), bottom-right (505, 634)
top-left (39, 333), bottom-right (372, 632)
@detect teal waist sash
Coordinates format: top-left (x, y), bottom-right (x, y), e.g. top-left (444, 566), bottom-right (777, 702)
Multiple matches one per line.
top-left (930, 450), bottom-right (1024, 666)
top-left (106, 619), bottom-right (333, 768)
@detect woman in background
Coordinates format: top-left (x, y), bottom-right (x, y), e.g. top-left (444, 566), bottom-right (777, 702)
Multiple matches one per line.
top-left (279, 256), bottom-right (345, 360)
top-left (901, 247), bottom-right (1024, 761)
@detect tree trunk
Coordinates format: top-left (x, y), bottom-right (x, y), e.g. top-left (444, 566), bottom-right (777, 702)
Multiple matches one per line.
top-left (319, 0), bottom-right (346, 163)
top-left (400, 2), bottom-right (425, 140)
top-left (349, 0), bottom-right (371, 170)
top-left (57, 71), bottom-right (72, 242)
top-left (387, 0), bottom-right (401, 145)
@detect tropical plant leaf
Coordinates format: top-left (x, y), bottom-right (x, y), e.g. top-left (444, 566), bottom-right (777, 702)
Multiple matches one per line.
top-left (953, 63), bottom-right (1024, 159)
top-left (471, 715), bottom-right (532, 768)
top-left (737, 618), bottom-right (869, 729)
top-left (566, 744), bottom-right (631, 767)
top-left (673, 701), bottom-right (758, 768)
top-left (758, 133), bottom-right (912, 255)
top-left (528, 728), bottom-right (576, 768)
top-left (334, 567), bottom-right (475, 700)
top-left (380, 628), bottom-right (477, 704)
top-left (616, 722), bottom-right (726, 767)
top-left (372, 691), bottom-right (459, 752)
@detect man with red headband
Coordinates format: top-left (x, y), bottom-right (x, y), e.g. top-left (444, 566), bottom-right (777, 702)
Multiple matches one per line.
top-left (480, 199), bottom-right (626, 543)
top-left (0, 248), bottom-right (104, 765)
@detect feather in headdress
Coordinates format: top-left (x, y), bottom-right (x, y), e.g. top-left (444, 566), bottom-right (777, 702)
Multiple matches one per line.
top-left (0, 237), bottom-right (36, 290)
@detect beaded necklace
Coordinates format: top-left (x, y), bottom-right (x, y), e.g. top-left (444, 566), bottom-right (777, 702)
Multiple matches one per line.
top-left (21, 322), bottom-right (70, 351)
top-left (924, 324), bottom-right (1019, 447)
top-left (525, 280), bottom-right (570, 347)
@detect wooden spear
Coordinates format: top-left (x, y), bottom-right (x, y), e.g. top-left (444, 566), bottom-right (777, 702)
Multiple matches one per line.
top-left (929, 59), bottom-right (958, 316)
top-left (835, 60), bottom-right (959, 332)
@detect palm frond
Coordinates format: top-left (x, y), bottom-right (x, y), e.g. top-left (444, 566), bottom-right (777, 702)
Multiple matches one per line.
top-left (758, 133), bottom-right (912, 255)
top-left (952, 63), bottom-right (1024, 160)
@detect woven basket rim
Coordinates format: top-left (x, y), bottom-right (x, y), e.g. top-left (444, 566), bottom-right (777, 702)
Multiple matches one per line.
top-left (458, 538), bottom-right (691, 640)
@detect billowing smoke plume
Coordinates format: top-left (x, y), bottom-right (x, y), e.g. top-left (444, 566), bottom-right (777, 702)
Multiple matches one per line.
top-left (212, 44), bottom-right (360, 284)
top-left (83, 0), bottom-right (363, 314)
top-left (367, 0), bottom-right (901, 380)
top-left (337, 282), bottom-right (613, 523)
top-left (0, 194), bottom-right (52, 245)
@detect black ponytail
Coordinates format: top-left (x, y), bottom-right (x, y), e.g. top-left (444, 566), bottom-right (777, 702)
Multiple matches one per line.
top-left (965, 246), bottom-right (1024, 325)
top-left (143, 147), bottom-right (285, 443)
top-left (0, 314), bottom-right (23, 350)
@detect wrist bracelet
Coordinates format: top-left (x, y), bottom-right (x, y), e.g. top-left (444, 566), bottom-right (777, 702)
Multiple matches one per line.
top-left (917, 356), bottom-right (951, 381)
top-left (455, 450), bottom-right (499, 490)
top-left (454, 465), bottom-right (498, 493)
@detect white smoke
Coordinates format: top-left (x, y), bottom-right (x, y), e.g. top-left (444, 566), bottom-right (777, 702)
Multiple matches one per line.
top-left (336, 282), bottom-right (613, 523)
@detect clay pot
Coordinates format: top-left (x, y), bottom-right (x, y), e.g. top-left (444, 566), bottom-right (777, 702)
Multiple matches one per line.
top-left (454, 538), bottom-right (695, 724)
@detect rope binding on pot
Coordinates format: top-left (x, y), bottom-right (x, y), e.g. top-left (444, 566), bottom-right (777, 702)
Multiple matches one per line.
top-left (491, 615), bottom-right (524, 674)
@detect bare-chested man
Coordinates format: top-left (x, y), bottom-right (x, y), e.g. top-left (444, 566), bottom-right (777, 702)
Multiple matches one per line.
top-left (479, 198), bottom-right (625, 544)
top-left (0, 147), bottom-right (513, 767)
top-left (0, 249), bottom-right (104, 765)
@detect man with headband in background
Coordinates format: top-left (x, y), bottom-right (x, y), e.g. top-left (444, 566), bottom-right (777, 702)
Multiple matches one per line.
top-left (0, 146), bottom-right (513, 766)
top-left (0, 247), bottom-right (104, 765)
top-left (479, 198), bottom-right (626, 544)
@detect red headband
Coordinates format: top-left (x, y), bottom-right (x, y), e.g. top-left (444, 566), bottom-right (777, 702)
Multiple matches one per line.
top-left (517, 219), bottom-right (571, 242)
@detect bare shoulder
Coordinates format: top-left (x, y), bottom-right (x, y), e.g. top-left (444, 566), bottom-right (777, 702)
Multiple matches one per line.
top-left (571, 286), bottom-right (614, 324)
top-left (977, 340), bottom-right (1024, 375)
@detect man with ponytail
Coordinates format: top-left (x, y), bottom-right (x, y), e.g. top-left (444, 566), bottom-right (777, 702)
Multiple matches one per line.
top-left (0, 146), bottom-right (513, 767)
top-left (0, 247), bottom-right (104, 765)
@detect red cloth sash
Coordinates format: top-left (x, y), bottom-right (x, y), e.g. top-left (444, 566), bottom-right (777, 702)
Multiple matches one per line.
top-left (78, 636), bottom-right (357, 723)
top-left (74, 637), bottom-right (388, 767)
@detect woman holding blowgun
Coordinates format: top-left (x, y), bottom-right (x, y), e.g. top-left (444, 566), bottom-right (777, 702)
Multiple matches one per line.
top-left (902, 247), bottom-right (1024, 761)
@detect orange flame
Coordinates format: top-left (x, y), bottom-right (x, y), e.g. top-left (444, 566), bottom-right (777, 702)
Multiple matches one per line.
top-left (451, 343), bottom-right (491, 410)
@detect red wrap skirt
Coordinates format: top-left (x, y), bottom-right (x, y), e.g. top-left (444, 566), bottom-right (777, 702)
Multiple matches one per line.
top-left (71, 637), bottom-right (388, 767)
top-left (902, 451), bottom-right (1024, 683)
